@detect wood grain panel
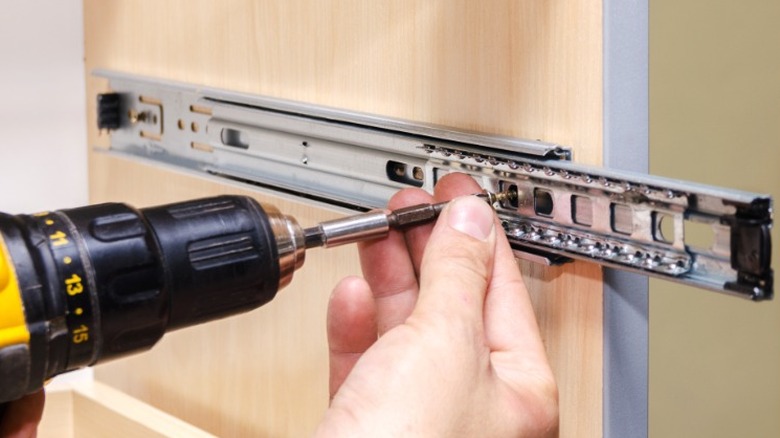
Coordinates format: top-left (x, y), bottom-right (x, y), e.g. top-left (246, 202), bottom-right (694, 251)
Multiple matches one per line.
top-left (85, 1), bottom-right (603, 436)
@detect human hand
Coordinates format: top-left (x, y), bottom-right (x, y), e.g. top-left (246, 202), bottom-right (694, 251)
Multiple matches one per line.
top-left (317, 173), bottom-right (558, 437)
top-left (0, 391), bottom-right (44, 438)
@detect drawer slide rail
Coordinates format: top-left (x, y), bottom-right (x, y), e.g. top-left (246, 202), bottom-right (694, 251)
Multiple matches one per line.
top-left (96, 70), bottom-right (773, 300)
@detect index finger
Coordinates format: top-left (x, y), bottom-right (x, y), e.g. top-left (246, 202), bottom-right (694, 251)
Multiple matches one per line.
top-left (358, 188), bottom-right (433, 335)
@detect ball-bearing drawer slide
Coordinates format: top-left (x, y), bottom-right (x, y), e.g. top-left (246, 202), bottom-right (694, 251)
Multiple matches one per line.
top-left (95, 70), bottom-right (773, 300)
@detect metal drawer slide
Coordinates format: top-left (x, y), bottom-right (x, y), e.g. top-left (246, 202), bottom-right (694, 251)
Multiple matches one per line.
top-left (95, 70), bottom-right (773, 300)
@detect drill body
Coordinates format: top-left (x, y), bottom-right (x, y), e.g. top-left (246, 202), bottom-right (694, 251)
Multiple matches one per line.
top-left (0, 195), bottom-right (302, 403)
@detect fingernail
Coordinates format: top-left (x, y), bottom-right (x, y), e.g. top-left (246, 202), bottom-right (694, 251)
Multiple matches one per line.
top-left (447, 196), bottom-right (495, 241)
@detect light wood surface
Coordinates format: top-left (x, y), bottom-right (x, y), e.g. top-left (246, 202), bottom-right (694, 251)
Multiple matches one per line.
top-left (85, 1), bottom-right (604, 436)
top-left (39, 381), bottom-right (215, 437)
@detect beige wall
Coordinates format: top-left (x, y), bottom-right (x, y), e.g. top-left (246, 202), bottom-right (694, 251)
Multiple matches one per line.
top-left (650, 1), bottom-right (780, 436)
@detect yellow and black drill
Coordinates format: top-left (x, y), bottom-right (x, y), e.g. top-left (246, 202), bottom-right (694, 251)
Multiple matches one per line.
top-left (0, 191), bottom-right (508, 403)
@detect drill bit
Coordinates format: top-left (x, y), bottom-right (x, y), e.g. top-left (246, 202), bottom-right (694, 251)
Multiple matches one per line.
top-left (387, 189), bottom-right (516, 229)
top-left (303, 189), bottom-right (515, 249)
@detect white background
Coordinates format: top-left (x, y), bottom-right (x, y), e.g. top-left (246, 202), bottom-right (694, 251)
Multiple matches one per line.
top-left (0, 0), bottom-right (90, 383)
top-left (0, 0), bottom-right (87, 213)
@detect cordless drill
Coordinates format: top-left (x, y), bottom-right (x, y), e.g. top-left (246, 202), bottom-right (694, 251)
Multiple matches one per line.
top-left (0, 192), bottom-right (509, 403)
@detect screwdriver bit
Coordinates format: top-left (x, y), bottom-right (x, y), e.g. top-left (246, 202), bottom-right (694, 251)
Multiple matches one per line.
top-left (303, 190), bottom-right (515, 249)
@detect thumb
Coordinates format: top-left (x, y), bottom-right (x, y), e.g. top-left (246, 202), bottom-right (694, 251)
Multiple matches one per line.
top-left (413, 195), bottom-right (497, 324)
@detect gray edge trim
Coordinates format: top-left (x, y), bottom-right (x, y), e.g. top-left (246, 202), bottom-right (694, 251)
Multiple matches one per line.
top-left (603, 0), bottom-right (649, 437)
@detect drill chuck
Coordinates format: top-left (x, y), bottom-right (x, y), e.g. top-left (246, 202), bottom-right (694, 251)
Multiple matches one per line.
top-left (0, 195), bottom-right (305, 403)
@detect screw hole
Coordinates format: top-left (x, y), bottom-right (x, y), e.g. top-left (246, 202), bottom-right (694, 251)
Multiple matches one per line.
top-left (654, 212), bottom-right (675, 243)
top-left (534, 189), bottom-right (554, 217)
top-left (386, 161), bottom-right (424, 187)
